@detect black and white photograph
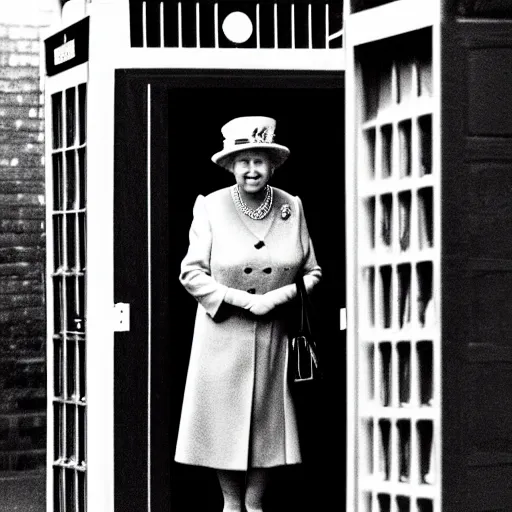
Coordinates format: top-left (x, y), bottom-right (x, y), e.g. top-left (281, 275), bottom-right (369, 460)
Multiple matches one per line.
top-left (0, 1), bottom-right (511, 511)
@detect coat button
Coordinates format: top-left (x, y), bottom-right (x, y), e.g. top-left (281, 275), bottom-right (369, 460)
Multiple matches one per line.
top-left (263, 267), bottom-right (272, 274)
top-left (247, 288), bottom-right (256, 294)
top-left (254, 241), bottom-right (265, 249)
top-left (244, 267), bottom-right (252, 274)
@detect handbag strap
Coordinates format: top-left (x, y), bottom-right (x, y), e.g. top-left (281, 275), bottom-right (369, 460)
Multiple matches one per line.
top-left (296, 275), bottom-right (312, 338)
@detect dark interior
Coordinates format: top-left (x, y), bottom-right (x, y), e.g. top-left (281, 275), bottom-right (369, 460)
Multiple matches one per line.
top-left (115, 71), bottom-right (346, 511)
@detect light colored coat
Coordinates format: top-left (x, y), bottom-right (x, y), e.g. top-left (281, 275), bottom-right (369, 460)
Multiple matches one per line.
top-left (174, 186), bottom-right (321, 470)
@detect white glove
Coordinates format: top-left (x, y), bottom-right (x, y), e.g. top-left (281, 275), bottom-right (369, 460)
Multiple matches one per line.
top-left (224, 288), bottom-right (263, 312)
top-left (224, 288), bottom-right (288, 316)
top-left (250, 284), bottom-right (297, 316)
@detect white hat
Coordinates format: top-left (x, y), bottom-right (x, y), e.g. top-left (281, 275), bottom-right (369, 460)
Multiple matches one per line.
top-left (211, 116), bottom-right (290, 170)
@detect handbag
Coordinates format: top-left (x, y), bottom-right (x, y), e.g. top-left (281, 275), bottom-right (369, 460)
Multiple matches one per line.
top-left (288, 275), bottom-right (322, 384)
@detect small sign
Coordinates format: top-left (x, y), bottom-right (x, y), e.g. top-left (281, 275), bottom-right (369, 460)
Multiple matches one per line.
top-left (45, 17), bottom-right (89, 76)
top-left (54, 39), bottom-right (76, 66)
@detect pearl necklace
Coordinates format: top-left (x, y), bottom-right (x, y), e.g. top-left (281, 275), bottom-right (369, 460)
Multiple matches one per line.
top-left (231, 184), bottom-right (273, 220)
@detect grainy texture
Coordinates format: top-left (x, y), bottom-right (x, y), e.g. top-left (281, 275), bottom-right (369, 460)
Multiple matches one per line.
top-left (0, 19), bottom-right (46, 475)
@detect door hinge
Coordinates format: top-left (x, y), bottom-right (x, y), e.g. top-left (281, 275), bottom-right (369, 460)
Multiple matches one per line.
top-left (113, 303), bottom-right (130, 332)
top-left (340, 308), bottom-right (347, 331)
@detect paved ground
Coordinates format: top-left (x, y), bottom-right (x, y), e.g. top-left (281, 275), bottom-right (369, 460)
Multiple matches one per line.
top-left (0, 471), bottom-right (45, 512)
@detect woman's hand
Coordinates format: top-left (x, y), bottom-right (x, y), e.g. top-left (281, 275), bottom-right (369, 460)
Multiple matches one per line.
top-left (248, 296), bottom-right (274, 316)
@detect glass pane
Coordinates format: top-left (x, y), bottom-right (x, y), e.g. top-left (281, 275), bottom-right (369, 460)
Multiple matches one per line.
top-left (53, 153), bottom-right (63, 211)
top-left (53, 467), bottom-right (65, 512)
top-left (66, 214), bottom-right (77, 271)
top-left (377, 493), bottom-right (390, 512)
top-left (361, 419), bottom-right (374, 476)
top-left (418, 187), bottom-right (433, 250)
top-left (378, 60), bottom-right (393, 111)
top-left (378, 342), bottom-right (392, 407)
top-left (53, 277), bottom-right (64, 335)
top-left (66, 404), bottom-right (76, 462)
top-left (417, 47), bottom-right (433, 97)
top-left (54, 336), bottom-right (63, 398)
top-left (66, 87), bottom-right (76, 148)
top-left (381, 125), bottom-right (392, 178)
top-left (65, 468), bottom-right (77, 512)
top-left (397, 342), bottom-right (411, 406)
top-left (78, 338), bottom-right (86, 401)
top-left (66, 277), bottom-right (84, 332)
top-left (362, 266), bottom-right (375, 327)
top-left (78, 406), bottom-right (86, 465)
top-left (53, 402), bottom-right (63, 461)
top-left (363, 128), bottom-right (376, 180)
top-left (78, 148), bottom-right (86, 209)
top-left (379, 266), bottom-right (392, 329)
top-left (419, 115), bottom-right (432, 176)
top-left (417, 262), bottom-right (433, 327)
top-left (398, 264), bottom-right (411, 328)
top-left (398, 191), bottom-right (411, 251)
top-left (417, 420), bottom-right (434, 484)
top-left (418, 341), bottom-right (434, 406)
top-left (66, 337), bottom-right (76, 399)
top-left (78, 213), bottom-right (86, 272)
top-left (78, 84), bottom-right (87, 145)
top-left (417, 499), bottom-right (434, 512)
top-left (380, 194), bottom-right (393, 249)
top-left (398, 120), bottom-right (411, 178)
top-left (397, 420), bottom-right (411, 483)
top-left (397, 57), bottom-right (413, 104)
top-left (52, 92), bottom-right (63, 150)
top-left (53, 215), bottom-right (64, 273)
top-left (78, 471), bottom-right (86, 512)
top-left (363, 197), bottom-right (376, 249)
top-left (378, 419), bottom-right (391, 480)
top-left (361, 342), bottom-right (375, 403)
top-left (66, 150), bottom-right (77, 210)
top-left (396, 496), bottom-right (410, 512)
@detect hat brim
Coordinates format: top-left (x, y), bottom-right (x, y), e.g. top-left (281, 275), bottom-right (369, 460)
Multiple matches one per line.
top-left (211, 143), bottom-right (290, 170)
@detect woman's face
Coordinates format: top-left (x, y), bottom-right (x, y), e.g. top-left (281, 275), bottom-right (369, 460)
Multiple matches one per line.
top-left (232, 150), bottom-right (273, 195)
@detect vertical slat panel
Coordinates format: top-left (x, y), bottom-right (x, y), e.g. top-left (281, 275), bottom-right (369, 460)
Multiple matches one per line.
top-left (160, 2), bottom-right (164, 47)
top-left (291, 4), bottom-right (295, 48)
top-left (274, 3), bottom-right (278, 48)
top-left (256, 3), bottom-right (260, 49)
top-left (142, 1), bottom-right (147, 48)
top-left (196, 2), bottom-right (200, 48)
top-left (325, 3), bottom-right (329, 48)
top-left (214, 2), bottom-right (219, 48)
top-left (308, 3), bottom-right (312, 49)
top-left (178, 2), bottom-right (183, 47)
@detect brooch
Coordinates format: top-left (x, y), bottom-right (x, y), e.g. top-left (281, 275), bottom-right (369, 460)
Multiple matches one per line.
top-left (280, 204), bottom-right (291, 220)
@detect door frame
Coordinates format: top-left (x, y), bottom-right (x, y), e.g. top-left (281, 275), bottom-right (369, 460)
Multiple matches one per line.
top-left (113, 69), bottom-right (345, 512)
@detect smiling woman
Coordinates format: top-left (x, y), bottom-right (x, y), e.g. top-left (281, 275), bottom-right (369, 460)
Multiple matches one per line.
top-left (175, 116), bottom-right (322, 512)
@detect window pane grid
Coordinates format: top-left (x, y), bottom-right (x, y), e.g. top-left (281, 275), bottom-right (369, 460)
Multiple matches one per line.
top-left (356, 29), bottom-right (439, 512)
top-left (50, 83), bottom-right (87, 512)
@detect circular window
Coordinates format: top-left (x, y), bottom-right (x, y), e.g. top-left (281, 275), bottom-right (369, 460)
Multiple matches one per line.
top-left (222, 11), bottom-right (253, 44)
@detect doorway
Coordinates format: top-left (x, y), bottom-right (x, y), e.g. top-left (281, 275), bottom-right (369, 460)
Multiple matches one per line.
top-left (114, 70), bottom-right (345, 511)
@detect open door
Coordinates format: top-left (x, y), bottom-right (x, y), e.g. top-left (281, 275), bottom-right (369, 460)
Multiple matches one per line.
top-left (113, 70), bottom-right (346, 511)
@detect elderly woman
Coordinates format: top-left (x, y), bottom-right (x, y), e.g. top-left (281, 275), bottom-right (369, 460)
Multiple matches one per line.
top-left (175, 116), bottom-right (322, 512)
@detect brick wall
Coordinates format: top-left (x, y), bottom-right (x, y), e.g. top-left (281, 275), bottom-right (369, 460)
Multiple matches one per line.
top-left (0, 20), bottom-right (47, 472)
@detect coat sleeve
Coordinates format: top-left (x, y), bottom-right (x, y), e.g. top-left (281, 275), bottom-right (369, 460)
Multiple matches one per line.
top-left (296, 195), bottom-right (322, 293)
top-left (179, 195), bottom-right (228, 318)
top-left (260, 194), bottom-right (322, 308)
